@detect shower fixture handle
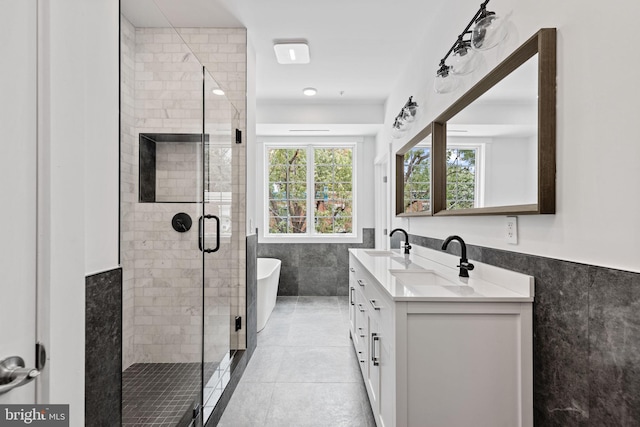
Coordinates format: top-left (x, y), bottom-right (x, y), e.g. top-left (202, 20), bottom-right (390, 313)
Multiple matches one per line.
top-left (198, 214), bottom-right (220, 253)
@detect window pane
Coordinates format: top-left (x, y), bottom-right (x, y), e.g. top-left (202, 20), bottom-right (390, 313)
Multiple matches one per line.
top-left (314, 148), bottom-right (334, 164)
top-left (315, 217), bottom-right (333, 233)
top-left (289, 217), bottom-right (307, 233)
top-left (446, 147), bottom-right (476, 210)
top-left (333, 148), bottom-right (352, 165)
top-left (268, 148), bottom-right (307, 234)
top-left (268, 200), bottom-right (306, 217)
top-left (403, 147), bottom-right (431, 213)
top-left (315, 216), bottom-right (354, 234)
top-left (334, 216), bottom-right (352, 233)
top-left (312, 147), bottom-right (353, 234)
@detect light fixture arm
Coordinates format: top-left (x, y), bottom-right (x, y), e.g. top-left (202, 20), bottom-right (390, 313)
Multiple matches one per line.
top-left (437, 0), bottom-right (491, 72)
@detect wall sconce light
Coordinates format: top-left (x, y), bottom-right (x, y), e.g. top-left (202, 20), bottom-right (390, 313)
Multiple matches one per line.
top-left (391, 96), bottom-right (419, 139)
top-left (434, 0), bottom-right (508, 94)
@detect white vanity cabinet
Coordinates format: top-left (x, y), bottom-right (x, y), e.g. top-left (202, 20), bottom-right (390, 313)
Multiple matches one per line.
top-left (348, 250), bottom-right (534, 427)
top-left (349, 260), bottom-right (389, 419)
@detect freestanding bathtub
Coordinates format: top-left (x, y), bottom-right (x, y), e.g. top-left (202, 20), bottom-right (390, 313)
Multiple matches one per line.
top-left (257, 258), bottom-right (281, 332)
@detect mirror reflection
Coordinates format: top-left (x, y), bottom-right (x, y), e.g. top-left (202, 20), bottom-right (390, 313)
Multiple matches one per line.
top-left (446, 54), bottom-right (538, 210)
top-left (396, 125), bottom-right (436, 217)
top-left (403, 144), bottom-right (432, 213)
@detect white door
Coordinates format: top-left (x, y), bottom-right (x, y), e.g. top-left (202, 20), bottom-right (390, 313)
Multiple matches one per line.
top-left (0, 0), bottom-right (39, 403)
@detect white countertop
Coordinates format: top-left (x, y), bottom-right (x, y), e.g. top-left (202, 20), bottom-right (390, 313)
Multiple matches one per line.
top-left (349, 246), bottom-right (534, 302)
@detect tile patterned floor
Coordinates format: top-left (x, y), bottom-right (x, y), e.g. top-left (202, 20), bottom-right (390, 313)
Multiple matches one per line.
top-left (219, 296), bottom-right (376, 427)
top-left (122, 362), bottom-right (217, 427)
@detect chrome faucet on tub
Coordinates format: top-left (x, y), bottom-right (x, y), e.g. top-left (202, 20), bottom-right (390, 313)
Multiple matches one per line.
top-left (441, 235), bottom-right (475, 277)
top-left (389, 228), bottom-right (412, 254)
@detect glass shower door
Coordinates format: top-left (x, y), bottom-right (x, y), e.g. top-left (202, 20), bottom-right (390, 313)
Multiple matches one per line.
top-left (200, 69), bottom-right (240, 421)
top-left (119, 6), bottom-right (206, 424)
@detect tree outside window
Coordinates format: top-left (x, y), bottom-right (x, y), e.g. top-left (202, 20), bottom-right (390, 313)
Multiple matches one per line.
top-left (402, 145), bottom-right (479, 212)
top-left (267, 146), bottom-right (354, 235)
top-left (446, 147), bottom-right (477, 209)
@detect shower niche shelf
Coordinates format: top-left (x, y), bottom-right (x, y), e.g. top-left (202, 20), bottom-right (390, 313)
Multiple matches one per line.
top-left (139, 133), bottom-right (209, 203)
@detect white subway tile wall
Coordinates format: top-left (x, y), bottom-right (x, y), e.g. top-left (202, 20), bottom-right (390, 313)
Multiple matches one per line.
top-left (121, 15), bottom-right (247, 367)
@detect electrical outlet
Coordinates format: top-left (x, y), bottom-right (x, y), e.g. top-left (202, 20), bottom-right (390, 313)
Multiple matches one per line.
top-left (506, 216), bottom-right (518, 244)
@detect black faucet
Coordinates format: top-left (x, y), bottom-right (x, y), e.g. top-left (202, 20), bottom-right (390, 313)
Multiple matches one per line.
top-left (390, 228), bottom-right (412, 254)
top-left (441, 235), bottom-right (475, 277)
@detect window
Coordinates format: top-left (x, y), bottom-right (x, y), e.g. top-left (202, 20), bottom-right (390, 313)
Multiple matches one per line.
top-left (446, 145), bottom-right (481, 209)
top-left (266, 144), bottom-right (355, 236)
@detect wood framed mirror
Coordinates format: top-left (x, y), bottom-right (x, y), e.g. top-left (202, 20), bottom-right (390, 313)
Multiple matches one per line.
top-left (432, 28), bottom-right (556, 215)
top-left (395, 123), bottom-right (446, 216)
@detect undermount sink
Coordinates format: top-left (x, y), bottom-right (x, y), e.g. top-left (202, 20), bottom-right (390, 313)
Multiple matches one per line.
top-left (389, 270), bottom-right (457, 287)
top-left (390, 270), bottom-right (480, 296)
top-left (364, 250), bottom-right (395, 256)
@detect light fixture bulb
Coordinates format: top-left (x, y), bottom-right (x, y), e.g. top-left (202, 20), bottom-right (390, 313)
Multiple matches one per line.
top-left (303, 87), bottom-right (317, 96)
top-left (212, 88), bottom-right (225, 96)
top-left (391, 119), bottom-right (408, 139)
top-left (471, 12), bottom-right (507, 51)
top-left (401, 107), bottom-right (415, 124)
top-left (450, 43), bottom-right (482, 76)
top-left (434, 63), bottom-right (460, 94)
top-left (434, 73), bottom-right (460, 94)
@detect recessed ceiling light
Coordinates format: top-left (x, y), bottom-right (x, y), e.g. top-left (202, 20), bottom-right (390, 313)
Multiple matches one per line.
top-left (212, 88), bottom-right (225, 96)
top-left (274, 43), bottom-right (310, 64)
top-left (302, 87), bottom-right (317, 96)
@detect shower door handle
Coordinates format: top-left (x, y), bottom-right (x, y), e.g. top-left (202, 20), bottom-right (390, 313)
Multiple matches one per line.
top-left (199, 215), bottom-right (220, 253)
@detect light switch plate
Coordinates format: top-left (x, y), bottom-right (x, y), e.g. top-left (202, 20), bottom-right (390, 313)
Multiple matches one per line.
top-left (506, 216), bottom-right (518, 244)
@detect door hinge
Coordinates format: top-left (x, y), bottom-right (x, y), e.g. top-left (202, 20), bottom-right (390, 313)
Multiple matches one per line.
top-left (235, 316), bottom-right (242, 331)
top-left (383, 176), bottom-right (387, 183)
top-left (383, 228), bottom-right (388, 236)
top-left (192, 404), bottom-right (201, 419)
top-left (35, 342), bottom-right (47, 371)
top-left (235, 128), bottom-right (242, 144)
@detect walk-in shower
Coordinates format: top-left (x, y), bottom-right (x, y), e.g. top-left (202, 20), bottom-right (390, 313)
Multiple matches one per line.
top-left (120, 2), bottom-right (246, 425)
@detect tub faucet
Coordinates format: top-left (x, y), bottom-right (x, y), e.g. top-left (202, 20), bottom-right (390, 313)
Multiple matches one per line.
top-left (441, 235), bottom-right (475, 277)
top-left (390, 228), bottom-right (412, 254)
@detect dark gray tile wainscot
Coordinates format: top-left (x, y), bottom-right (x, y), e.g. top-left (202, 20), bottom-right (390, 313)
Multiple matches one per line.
top-left (85, 267), bottom-right (122, 427)
top-left (407, 233), bottom-right (640, 427)
top-left (257, 228), bottom-right (375, 296)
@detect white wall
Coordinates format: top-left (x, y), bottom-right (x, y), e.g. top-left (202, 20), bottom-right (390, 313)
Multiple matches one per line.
top-left (83, 1), bottom-right (120, 274)
top-left (483, 136), bottom-right (537, 207)
top-left (257, 102), bottom-right (384, 125)
top-left (38, 0), bottom-right (119, 422)
top-left (382, 0), bottom-right (640, 273)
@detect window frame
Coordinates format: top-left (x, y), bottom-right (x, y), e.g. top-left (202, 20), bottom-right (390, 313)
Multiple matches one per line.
top-left (263, 142), bottom-right (358, 240)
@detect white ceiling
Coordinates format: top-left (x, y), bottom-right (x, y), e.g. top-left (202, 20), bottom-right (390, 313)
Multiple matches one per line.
top-left (121, 0), bottom-right (445, 105)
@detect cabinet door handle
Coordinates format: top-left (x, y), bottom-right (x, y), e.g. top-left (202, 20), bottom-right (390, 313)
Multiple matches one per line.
top-left (357, 279), bottom-right (365, 287)
top-left (369, 299), bottom-right (381, 310)
top-left (349, 287), bottom-right (355, 305)
top-left (371, 333), bottom-right (380, 366)
top-left (357, 303), bottom-right (365, 313)
top-left (350, 267), bottom-right (356, 273)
